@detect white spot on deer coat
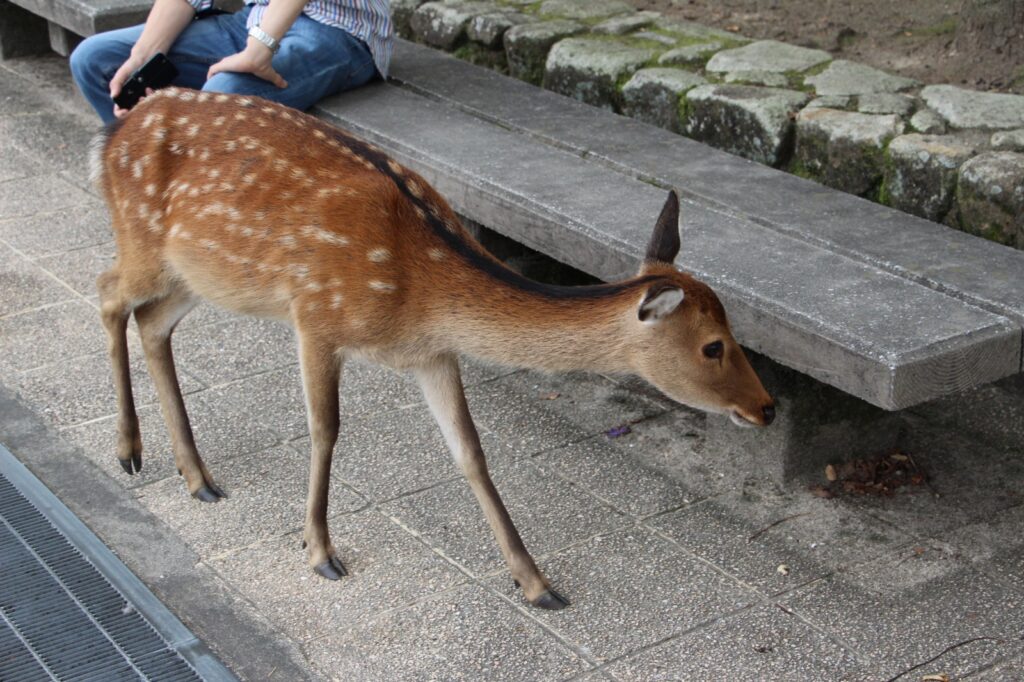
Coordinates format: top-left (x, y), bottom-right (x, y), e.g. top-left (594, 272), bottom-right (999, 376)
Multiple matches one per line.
top-left (367, 248), bottom-right (391, 263)
top-left (368, 280), bottom-right (397, 293)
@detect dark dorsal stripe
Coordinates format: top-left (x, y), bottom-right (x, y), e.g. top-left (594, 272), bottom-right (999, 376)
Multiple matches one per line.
top-left (324, 127), bottom-right (661, 301)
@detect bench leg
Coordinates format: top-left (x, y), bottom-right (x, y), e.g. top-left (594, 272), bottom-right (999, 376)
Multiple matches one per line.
top-left (705, 351), bottom-right (902, 485)
top-left (48, 21), bottom-right (81, 57)
top-left (0, 0), bottom-right (50, 60)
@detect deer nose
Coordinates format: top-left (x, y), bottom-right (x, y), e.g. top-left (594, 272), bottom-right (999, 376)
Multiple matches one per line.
top-left (762, 404), bottom-right (776, 425)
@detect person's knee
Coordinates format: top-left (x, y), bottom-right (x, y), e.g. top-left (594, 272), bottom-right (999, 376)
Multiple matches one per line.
top-left (69, 35), bottom-right (100, 81)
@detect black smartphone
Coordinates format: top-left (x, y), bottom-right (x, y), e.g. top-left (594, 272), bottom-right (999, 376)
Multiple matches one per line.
top-left (113, 53), bottom-right (179, 111)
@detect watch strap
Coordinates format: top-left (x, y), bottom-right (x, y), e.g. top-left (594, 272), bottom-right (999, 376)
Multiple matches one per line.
top-left (248, 25), bottom-right (280, 54)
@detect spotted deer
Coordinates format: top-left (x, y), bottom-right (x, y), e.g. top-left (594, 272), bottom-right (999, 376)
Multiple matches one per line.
top-left (92, 88), bottom-right (774, 610)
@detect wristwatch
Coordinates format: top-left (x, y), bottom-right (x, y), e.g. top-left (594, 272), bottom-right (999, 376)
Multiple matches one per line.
top-left (248, 25), bottom-right (281, 54)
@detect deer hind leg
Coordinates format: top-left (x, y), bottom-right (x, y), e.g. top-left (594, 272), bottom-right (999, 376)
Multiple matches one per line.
top-left (414, 355), bottom-right (569, 610)
top-left (98, 268), bottom-right (143, 475)
top-left (296, 328), bottom-right (346, 579)
top-left (133, 286), bottom-right (222, 502)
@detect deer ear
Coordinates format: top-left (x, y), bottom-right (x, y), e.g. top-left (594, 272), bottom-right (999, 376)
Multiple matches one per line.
top-left (644, 190), bottom-right (681, 264)
top-left (638, 285), bottom-right (684, 323)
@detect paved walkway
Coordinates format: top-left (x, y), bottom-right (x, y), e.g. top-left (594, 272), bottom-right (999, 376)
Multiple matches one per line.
top-left (1, 53), bottom-right (1023, 682)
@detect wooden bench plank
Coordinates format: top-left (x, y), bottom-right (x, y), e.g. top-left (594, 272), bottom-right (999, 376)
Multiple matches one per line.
top-left (7, 0), bottom-right (147, 38)
top-left (314, 83), bottom-right (1021, 410)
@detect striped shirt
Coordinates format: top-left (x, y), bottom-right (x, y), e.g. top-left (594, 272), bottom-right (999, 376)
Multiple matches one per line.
top-left (188, 0), bottom-right (393, 77)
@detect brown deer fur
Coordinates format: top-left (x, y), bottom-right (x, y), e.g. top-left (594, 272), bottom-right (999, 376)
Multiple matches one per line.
top-left (92, 88), bottom-right (773, 610)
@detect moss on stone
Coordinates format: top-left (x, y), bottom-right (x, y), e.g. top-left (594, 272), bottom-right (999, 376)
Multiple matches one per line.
top-left (906, 16), bottom-right (957, 37)
top-left (453, 43), bottom-right (509, 73)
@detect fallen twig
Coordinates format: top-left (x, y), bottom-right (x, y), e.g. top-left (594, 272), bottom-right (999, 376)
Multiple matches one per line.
top-left (882, 637), bottom-right (1003, 682)
top-left (747, 513), bottom-right (811, 543)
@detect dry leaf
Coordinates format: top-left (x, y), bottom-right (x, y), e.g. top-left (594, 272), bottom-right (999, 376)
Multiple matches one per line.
top-left (539, 392), bottom-right (560, 400)
top-left (921, 675), bottom-right (949, 682)
top-left (776, 564), bottom-right (790, 575)
top-left (825, 464), bottom-right (837, 482)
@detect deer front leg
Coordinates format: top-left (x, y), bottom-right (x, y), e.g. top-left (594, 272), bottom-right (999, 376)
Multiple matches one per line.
top-left (296, 331), bottom-right (346, 580)
top-left (134, 289), bottom-right (223, 501)
top-left (97, 269), bottom-right (142, 475)
top-left (414, 355), bottom-right (569, 610)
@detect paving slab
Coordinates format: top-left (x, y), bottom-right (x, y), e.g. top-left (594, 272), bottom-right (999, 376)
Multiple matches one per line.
top-left (60, 382), bottom-right (283, 490)
top-left (34, 241), bottom-right (117, 295)
top-left (534, 433), bottom-right (697, 518)
top-left (604, 604), bottom-right (872, 681)
top-left (647, 484), bottom-right (914, 596)
top-left (304, 583), bottom-right (590, 681)
top-left (0, 172), bottom-right (94, 219)
top-left (171, 314), bottom-right (297, 386)
top-left (0, 110), bottom-right (96, 179)
top-left (315, 80), bottom-right (1020, 411)
top-left (942, 504), bottom-right (1024, 595)
top-left (0, 203), bottom-right (110, 258)
top-left (293, 403), bottom-right (516, 502)
top-left (0, 299), bottom-right (106, 375)
top-left (782, 544), bottom-right (1024, 679)
top-left (487, 527), bottom-right (756, 662)
top-left (380, 457), bottom-right (628, 576)
top-left (206, 510), bottom-right (467, 642)
top-left (0, 140), bottom-right (46, 183)
top-left (386, 40), bottom-right (1024, 333)
top-left (136, 445), bottom-right (366, 558)
top-left (0, 240), bottom-right (73, 315)
top-left (9, 340), bottom-right (204, 428)
top-left (842, 425), bottom-right (1024, 538)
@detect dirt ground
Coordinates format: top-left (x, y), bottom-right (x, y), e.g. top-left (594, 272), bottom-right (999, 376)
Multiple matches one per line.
top-left (630, 0), bottom-right (1024, 93)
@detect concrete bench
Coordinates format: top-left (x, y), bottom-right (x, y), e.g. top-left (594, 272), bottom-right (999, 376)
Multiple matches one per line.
top-left (0, 0), bottom-right (148, 58)
top-left (313, 40), bottom-right (1024, 481)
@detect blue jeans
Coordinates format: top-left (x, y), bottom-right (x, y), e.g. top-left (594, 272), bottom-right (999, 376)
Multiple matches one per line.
top-left (70, 6), bottom-right (377, 123)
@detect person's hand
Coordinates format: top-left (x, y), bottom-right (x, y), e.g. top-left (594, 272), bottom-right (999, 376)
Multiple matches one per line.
top-left (207, 40), bottom-right (287, 88)
top-left (110, 52), bottom-right (151, 119)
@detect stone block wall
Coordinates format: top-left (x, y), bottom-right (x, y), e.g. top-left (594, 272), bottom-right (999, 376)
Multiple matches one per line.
top-left (396, 0), bottom-right (1024, 250)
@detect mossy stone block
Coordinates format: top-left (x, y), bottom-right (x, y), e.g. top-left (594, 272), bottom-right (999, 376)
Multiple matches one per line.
top-left (657, 41), bottom-right (723, 68)
top-left (621, 68), bottom-right (706, 133)
top-left (956, 152), bottom-right (1024, 248)
top-left (883, 134), bottom-right (979, 222)
top-left (794, 108), bottom-right (903, 196)
top-left (538, 0), bottom-right (633, 22)
top-left (543, 37), bottom-right (655, 110)
top-left (684, 84), bottom-right (810, 167)
top-left (468, 11), bottom-right (534, 48)
top-left (804, 60), bottom-right (919, 97)
top-left (504, 19), bottom-right (586, 85)
top-left (411, 1), bottom-right (500, 49)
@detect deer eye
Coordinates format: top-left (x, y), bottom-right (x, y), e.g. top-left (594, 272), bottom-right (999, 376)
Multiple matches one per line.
top-left (702, 341), bottom-right (724, 359)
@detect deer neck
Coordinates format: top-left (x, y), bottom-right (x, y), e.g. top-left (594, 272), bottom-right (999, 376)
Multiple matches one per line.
top-left (433, 272), bottom-right (644, 374)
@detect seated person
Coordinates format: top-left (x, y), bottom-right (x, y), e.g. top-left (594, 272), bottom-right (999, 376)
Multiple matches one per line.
top-left (71, 0), bottom-right (392, 123)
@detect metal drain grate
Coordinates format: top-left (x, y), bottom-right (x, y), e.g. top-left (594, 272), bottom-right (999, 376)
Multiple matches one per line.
top-left (0, 445), bottom-right (236, 682)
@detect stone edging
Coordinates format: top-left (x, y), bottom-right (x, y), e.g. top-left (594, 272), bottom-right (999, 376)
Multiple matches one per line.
top-left (393, 0), bottom-right (1024, 250)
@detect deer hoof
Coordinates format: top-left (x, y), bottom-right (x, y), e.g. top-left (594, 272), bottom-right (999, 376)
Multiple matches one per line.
top-left (314, 556), bottom-right (347, 580)
top-left (119, 452), bottom-right (142, 476)
top-left (531, 588), bottom-right (570, 610)
top-left (192, 484), bottom-right (225, 503)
